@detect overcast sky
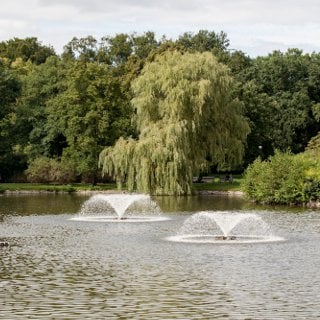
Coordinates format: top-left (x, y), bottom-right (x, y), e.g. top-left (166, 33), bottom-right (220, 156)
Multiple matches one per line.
top-left (1, 0), bottom-right (320, 57)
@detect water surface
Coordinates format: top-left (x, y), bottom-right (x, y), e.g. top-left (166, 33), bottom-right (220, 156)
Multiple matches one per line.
top-left (1, 194), bottom-right (320, 319)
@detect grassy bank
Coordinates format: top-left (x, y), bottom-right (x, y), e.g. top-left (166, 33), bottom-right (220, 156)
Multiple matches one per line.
top-left (0, 175), bottom-right (243, 194)
top-left (192, 175), bottom-right (242, 192)
top-left (0, 183), bottom-right (118, 193)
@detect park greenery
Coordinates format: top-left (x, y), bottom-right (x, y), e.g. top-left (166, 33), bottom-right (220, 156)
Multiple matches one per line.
top-left (242, 137), bottom-right (320, 205)
top-left (1, 31), bottom-right (320, 201)
top-left (99, 51), bottom-right (249, 195)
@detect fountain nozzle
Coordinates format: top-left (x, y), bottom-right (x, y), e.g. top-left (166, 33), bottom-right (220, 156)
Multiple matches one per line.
top-left (215, 235), bottom-right (236, 241)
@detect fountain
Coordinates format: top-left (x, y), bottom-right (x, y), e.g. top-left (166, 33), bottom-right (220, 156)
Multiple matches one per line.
top-left (167, 211), bottom-right (284, 244)
top-left (70, 194), bottom-right (169, 222)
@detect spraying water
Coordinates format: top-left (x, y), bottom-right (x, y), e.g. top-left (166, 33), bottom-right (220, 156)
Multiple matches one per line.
top-left (167, 211), bottom-right (284, 243)
top-left (70, 194), bottom-right (168, 222)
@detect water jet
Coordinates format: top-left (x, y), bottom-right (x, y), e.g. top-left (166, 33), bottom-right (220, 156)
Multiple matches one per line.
top-left (70, 193), bottom-right (169, 222)
top-left (167, 211), bottom-right (284, 244)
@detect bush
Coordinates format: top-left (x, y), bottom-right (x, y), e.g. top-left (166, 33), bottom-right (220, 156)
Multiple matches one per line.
top-left (241, 151), bottom-right (320, 204)
top-left (26, 157), bottom-right (77, 184)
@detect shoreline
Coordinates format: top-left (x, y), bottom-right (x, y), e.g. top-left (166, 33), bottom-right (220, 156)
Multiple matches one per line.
top-left (2, 189), bottom-right (320, 207)
top-left (197, 190), bottom-right (244, 197)
top-left (1, 189), bottom-right (122, 195)
top-left (1, 189), bottom-right (244, 196)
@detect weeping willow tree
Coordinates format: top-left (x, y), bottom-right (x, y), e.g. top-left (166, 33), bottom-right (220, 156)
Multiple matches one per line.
top-left (99, 51), bottom-right (250, 195)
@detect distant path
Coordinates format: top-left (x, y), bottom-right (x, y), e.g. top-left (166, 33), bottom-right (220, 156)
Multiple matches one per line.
top-left (197, 190), bottom-right (244, 197)
top-left (2, 189), bottom-right (244, 197)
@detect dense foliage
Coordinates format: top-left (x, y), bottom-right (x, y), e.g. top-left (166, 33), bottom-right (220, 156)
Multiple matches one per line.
top-left (0, 31), bottom-right (320, 198)
top-left (237, 49), bottom-right (320, 164)
top-left (0, 60), bottom-right (22, 180)
top-left (0, 37), bottom-right (55, 64)
top-left (26, 156), bottom-right (76, 184)
top-left (99, 51), bottom-right (249, 195)
top-left (242, 150), bottom-right (320, 204)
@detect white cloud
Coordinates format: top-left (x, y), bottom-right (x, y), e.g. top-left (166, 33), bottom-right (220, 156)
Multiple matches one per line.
top-left (224, 23), bottom-right (320, 56)
top-left (0, 0), bottom-right (320, 56)
top-left (35, 0), bottom-right (320, 24)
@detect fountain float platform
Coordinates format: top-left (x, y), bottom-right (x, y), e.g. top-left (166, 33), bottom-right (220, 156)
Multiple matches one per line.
top-left (166, 234), bottom-right (284, 244)
top-left (166, 211), bottom-right (285, 244)
top-left (70, 215), bottom-right (170, 223)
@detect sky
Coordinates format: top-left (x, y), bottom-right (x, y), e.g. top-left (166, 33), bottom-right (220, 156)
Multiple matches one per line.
top-left (1, 0), bottom-right (320, 57)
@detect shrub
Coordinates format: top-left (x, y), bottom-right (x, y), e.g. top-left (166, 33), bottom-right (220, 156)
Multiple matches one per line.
top-left (26, 157), bottom-right (77, 184)
top-left (26, 157), bottom-right (51, 183)
top-left (241, 151), bottom-right (319, 204)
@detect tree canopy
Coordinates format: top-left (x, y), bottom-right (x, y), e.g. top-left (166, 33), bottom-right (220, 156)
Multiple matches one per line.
top-left (1, 32), bottom-right (320, 193)
top-left (0, 61), bottom-right (22, 180)
top-left (0, 37), bottom-right (55, 65)
top-left (235, 49), bottom-right (320, 163)
top-left (47, 61), bottom-right (132, 182)
top-left (100, 51), bottom-right (249, 195)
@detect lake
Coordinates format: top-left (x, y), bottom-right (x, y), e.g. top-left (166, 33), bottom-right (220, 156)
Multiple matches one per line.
top-left (1, 193), bottom-right (320, 319)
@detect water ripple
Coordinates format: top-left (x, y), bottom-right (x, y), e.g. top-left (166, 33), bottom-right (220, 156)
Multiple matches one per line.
top-left (1, 203), bottom-right (320, 318)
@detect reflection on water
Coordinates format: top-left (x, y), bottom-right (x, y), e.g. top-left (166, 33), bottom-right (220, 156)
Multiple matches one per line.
top-left (154, 194), bottom-right (246, 212)
top-left (0, 194), bottom-right (85, 216)
top-left (0, 194), bottom-right (320, 319)
top-left (154, 194), bottom-right (307, 214)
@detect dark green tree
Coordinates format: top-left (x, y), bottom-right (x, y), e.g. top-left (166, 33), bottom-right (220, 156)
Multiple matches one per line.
top-left (131, 32), bottom-right (159, 59)
top-left (0, 37), bottom-right (56, 65)
top-left (14, 56), bottom-right (68, 160)
top-left (238, 49), bottom-right (320, 162)
top-left (177, 30), bottom-right (229, 53)
top-left (62, 36), bottom-right (98, 62)
top-left (0, 61), bottom-right (22, 180)
top-left (48, 61), bottom-right (133, 183)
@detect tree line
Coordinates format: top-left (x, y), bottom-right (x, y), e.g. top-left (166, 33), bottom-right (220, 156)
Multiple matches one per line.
top-left (1, 31), bottom-right (320, 192)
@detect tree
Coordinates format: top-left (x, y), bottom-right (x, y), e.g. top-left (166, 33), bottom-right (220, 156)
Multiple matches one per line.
top-left (101, 33), bottom-right (133, 66)
top-left (237, 49), bottom-right (320, 161)
top-left (14, 56), bottom-right (67, 160)
top-left (308, 53), bottom-right (320, 103)
top-left (48, 61), bottom-right (133, 183)
top-left (239, 80), bottom-right (275, 164)
top-left (0, 61), bottom-right (22, 180)
top-left (177, 30), bottom-right (229, 53)
top-left (131, 32), bottom-right (159, 59)
top-left (62, 36), bottom-right (98, 62)
top-left (100, 51), bottom-right (249, 195)
top-left (0, 37), bottom-right (56, 65)
top-left (227, 50), bottom-right (252, 75)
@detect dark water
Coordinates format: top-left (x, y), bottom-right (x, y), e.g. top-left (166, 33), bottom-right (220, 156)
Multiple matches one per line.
top-left (1, 194), bottom-right (320, 319)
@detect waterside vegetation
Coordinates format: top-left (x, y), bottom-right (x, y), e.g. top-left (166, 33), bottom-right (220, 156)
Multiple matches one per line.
top-left (1, 32), bottom-right (320, 201)
top-left (242, 141), bottom-right (320, 206)
top-left (0, 175), bottom-right (242, 194)
top-left (99, 51), bottom-right (249, 195)
top-left (0, 183), bottom-right (117, 193)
